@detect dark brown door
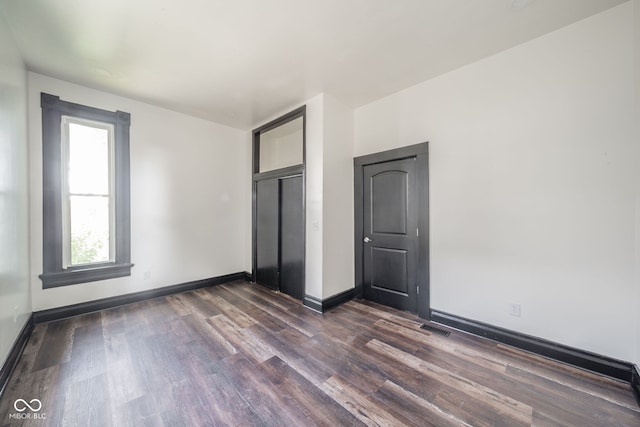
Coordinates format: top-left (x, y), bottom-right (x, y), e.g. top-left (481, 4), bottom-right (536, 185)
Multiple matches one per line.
top-left (255, 178), bottom-right (279, 290)
top-left (255, 175), bottom-right (304, 300)
top-left (279, 175), bottom-right (304, 300)
top-left (363, 158), bottom-right (418, 312)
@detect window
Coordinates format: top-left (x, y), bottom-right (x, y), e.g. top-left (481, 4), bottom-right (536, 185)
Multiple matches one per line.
top-left (40, 93), bottom-right (132, 288)
top-left (252, 106), bottom-right (305, 174)
top-left (258, 116), bottom-right (304, 172)
top-left (62, 117), bottom-right (114, 267)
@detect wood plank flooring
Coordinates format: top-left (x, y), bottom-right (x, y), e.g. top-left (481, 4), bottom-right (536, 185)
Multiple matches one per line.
top-left (1, 281), bottom-right (639, 426)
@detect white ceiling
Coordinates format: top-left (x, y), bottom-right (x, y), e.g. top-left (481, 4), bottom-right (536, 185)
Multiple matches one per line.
top-left (0, 0), bottom-right (627, 129)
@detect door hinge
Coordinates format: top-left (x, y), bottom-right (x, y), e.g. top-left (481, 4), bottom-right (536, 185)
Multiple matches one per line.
top-left (417, 286), bottom-right (419, 295)
top-left (416, 228), bottom-right (419, 237)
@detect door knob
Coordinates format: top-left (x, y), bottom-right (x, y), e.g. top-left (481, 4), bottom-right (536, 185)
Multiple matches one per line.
top-left (364, 237), bottom-right (372, 243)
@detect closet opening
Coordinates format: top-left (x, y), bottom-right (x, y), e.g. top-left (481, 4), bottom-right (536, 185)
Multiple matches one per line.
top-left (252, 106), bottom-right (305, 300)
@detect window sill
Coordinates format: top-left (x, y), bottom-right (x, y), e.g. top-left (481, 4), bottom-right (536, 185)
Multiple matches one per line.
top-left (40, 263), bottom-right (134, 289)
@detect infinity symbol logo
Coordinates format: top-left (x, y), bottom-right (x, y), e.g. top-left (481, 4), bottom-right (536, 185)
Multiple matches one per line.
top-left (14, 399), bottom-right (42, 412)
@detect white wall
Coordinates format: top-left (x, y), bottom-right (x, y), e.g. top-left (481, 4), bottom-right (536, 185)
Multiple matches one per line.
top-left (0, 17), bottom-right (31, 366)
top-left (634, 0), bottom-right (640, 368)
top-left (322, 94), bottom-right (354, 298)
top-left (355, 4), bottom-right (636, 361)
top-left (304, 94), bottom-right (325, 299)
top-left (28, 73), bottom-right (250, 311)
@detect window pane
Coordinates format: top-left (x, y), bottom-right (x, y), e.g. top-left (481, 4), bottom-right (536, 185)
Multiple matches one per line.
top-left (68, 122), bottom-right (110, 195)
top-left (70, 195), bottom-right (110, 265)
top-left (259, 116), bottom-right (303, 172)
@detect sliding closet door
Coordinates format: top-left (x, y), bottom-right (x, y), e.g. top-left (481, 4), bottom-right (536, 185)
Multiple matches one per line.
top-left (255, 178), bottom-right (279, 290)
top-left (279, 175), bottom-right (304, 300)
top-left (252, 105), bottom-right (306, 301)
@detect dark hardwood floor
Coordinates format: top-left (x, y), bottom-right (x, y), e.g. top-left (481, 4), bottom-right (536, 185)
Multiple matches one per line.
top-left (1, 281), bottom-right (639, 426)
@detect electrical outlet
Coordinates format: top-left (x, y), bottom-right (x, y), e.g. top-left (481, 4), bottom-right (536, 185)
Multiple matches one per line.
top-left (144, 271), bottom-right (151, 280)
top-left (509, 303), bottom-right (521, 317)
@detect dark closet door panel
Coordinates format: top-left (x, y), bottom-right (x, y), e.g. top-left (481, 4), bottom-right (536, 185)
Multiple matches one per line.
top-left (279, 175), bottom-right (304, 300)
top-left (255, 178), bottom-right (279, 290)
